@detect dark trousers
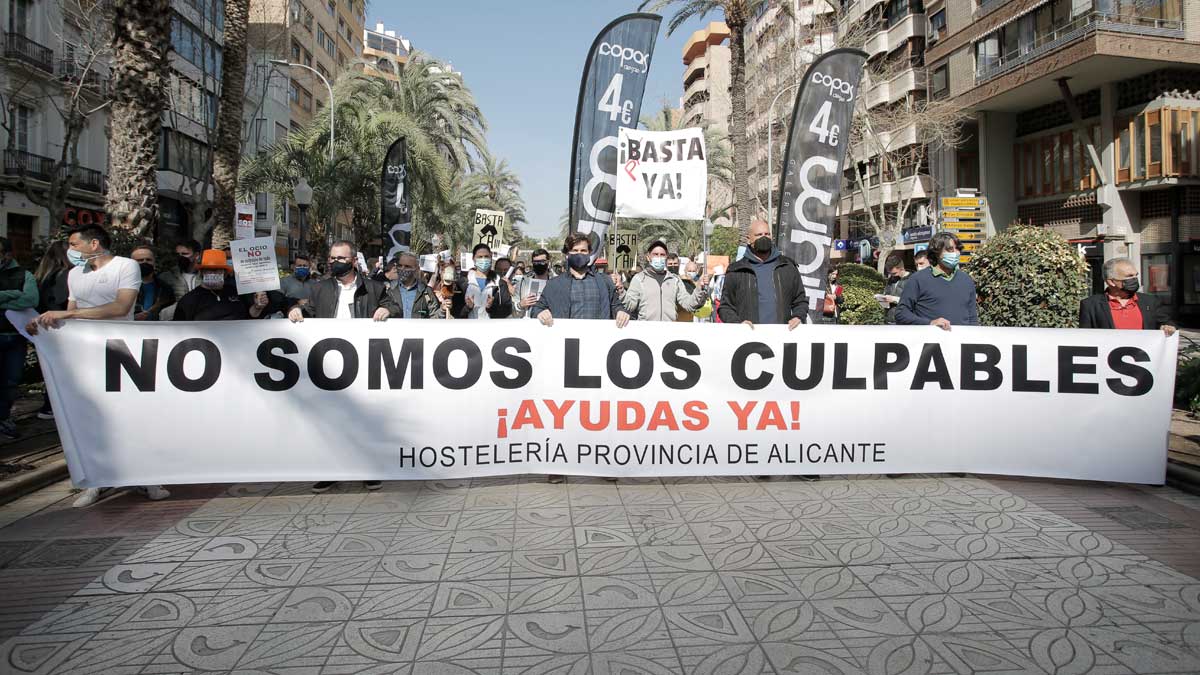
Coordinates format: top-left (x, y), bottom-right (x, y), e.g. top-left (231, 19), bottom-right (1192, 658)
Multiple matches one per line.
top-left (0, 334), bottom-right (26, 421)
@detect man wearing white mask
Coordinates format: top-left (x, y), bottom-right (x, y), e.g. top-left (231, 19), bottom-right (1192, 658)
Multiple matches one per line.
top-left (27, 224), bottom-right (170, 508)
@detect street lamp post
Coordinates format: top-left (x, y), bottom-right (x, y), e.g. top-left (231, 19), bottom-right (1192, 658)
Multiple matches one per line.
top-left (269, 59), bottom-right (334, 163)
top-left (766, 82), bottom-right (802, 232)
top-left (294, 177), bottom-right (313, 259)
top-left (702, 218), bottom-right (715, 274)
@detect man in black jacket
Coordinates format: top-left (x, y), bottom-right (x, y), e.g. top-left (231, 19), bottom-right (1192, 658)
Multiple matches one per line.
top-left (287, 241), bottom-right (396, 494)
top-left (1079, 257), bottom-right (1176, 335)
top-left (287, 240), bottom-right (398, 322)
top-left (717, 219), bottom-right (808, 329)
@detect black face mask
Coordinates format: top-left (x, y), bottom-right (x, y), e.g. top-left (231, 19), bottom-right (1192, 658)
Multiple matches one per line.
top-left (751, 236), bottom-right (773, 254)
top-left (532, 261), bottom-right (549, 275)
top-left (667, 265), bottom-right (679, 274)
top-left (138, 262), bottom-right (155, 277)
top-left (1121, 277), bottom-right (1140, 294)
top-left (177, 255), bottom-right (193, 272)
top-left (331, 261), bottom-right (355, 278)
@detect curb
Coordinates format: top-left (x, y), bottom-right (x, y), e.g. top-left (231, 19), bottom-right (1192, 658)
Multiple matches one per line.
top-left (1166, 460), bottom-right (1200, 495)
top-left (0, 459), bottom-right (68, 507)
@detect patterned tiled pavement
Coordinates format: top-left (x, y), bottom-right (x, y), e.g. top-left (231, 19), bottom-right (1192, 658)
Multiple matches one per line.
top-left (0, 475), bottom-right (1199, 674)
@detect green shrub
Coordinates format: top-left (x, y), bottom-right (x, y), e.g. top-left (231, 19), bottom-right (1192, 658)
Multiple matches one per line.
top-left (835, 263), bottom-right (886, 325)
top-left (966, 223), bottom-right (1089, 328)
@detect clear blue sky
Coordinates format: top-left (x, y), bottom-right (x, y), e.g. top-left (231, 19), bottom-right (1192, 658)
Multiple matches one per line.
top-left (373, 1), bottom-right (711, 239)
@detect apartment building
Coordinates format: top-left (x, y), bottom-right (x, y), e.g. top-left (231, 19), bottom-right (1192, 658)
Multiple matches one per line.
top-left (926, 0), bottom-right (1200, 322)
top-left (0, 0), bottom-right (110, 258)
top-left (744, 0), bottom-right (835, 225)
top-left (682, 21), bottom-right (733, 226)
top-left (837, 0), bottom-right (933, 262)
top-left (362, 21), bottom-right (410, 87)
top-left (247, 0), bottom-right (365, 257)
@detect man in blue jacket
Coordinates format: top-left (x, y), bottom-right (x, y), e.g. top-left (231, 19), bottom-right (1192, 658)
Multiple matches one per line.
top-left (532, 233), bottom-right (629, 327)
top-left (896, 232), bottom-right (978, 330)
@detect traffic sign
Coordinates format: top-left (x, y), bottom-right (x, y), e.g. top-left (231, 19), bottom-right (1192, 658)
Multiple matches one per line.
top-left (942, 197), bottom-right (984, 208)
top-left (961, 243), bottom-right (982, 252)
top-left (942, 210), bottom-right (982, 219)
top-left (943, 224), bottom-right (984, 233)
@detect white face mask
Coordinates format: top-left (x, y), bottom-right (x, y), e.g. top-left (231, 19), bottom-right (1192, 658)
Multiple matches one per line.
top-left (201, 271), bottom-right (225, 289)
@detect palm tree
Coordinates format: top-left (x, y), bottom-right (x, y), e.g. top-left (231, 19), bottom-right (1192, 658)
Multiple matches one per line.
top-left (210, 0), bottom-right (251, 248)
top-left (468, 154), bottom-right (527, 225)
top-left (105, 0), bottom-right (171, 234)
top-left (638, 0), bottom-right (767, 241)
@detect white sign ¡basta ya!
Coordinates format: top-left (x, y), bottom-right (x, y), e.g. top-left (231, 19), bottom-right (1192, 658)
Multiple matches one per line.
top-left (616, 127), bottom-right (707, 219)
top-left (11, 314), bottom-right (1177, 487)
top-left (230, 236), bottom-right (280, 294)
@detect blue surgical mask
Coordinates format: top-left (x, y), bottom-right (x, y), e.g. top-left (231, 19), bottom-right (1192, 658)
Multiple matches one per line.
top-left (941, 252), bottom-right (960, 269)
top-left (691, 272), bottom-right (701, 281)
top-left (475, 258), bottom-right (492, 273)
top-left (294, 267), bottom-right (310, 280)
top-left (67, 249), bottom-right (88, 268)
top-left (649, 258), bottom-right (667, 272)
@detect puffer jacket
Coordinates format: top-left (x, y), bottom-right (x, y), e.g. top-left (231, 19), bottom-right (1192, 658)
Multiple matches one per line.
top-left (621, 269), bottom-right (708, 322)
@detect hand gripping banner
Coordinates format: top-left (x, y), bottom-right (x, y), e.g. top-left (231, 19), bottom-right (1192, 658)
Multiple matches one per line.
top-left (569, 13), bottom-right (661, 260)
top-left (775, 48), bottom-right (868, 323)
top-left (12, 309), bottom-right (1176, 488)
top-left (381, 137), bottom-right (411, 261)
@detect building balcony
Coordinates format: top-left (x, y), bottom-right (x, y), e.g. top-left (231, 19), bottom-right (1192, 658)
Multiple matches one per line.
top-left (684, 55), bottom-right (707, 88)
top-left (684, 77), bottom-right (709, 103)
top-left (58, 60), bottom-right (110, 97)
top-left (3, 32), bottom-right (54, 73)
top-left (853, 123), bottom-right (920, 159)
top-left (956, 12), bottom-right (1196, 112)
top-left (840, 173), bottom-right (934, 213)
top-left (864, 68), bottom-right (927, 109)
top-left (976, 12), bottom-right (1185, 85)
top-left (3, 149), bottom-right (106, 194)
top-left (863, 12), bottom-right (926, 58)
top-left (841, 0), bottom-right (886, 34)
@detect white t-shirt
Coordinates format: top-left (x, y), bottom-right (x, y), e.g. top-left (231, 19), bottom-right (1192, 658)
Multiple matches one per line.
top-left (335, 279), bottom-right (357, 319)
top-left (68, 256), bottom-right (141, 320)
top-left (180, 271), bottom-right (197, 292)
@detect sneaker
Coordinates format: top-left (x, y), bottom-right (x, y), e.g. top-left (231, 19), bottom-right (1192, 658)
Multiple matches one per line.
top-left (73, 488), bottom-right (102, 508)
top-left (36, 410), bottom-right (53, 420)
top-left (363, 481), bottom-right (382, 491)
top-left (547, 475), bottom-right (564, 484)
top-left (312, 481), bottom-right (337, 493)
top-left (144, 485), bottom-right (170, 501)
top-left (0, 419), bottom-right (18, 440)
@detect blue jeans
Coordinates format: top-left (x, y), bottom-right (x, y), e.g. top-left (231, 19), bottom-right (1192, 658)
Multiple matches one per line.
top-left (0, 334), bottom-right (27, 421)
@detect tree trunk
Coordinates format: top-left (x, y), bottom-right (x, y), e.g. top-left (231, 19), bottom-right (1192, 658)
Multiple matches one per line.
top-left (210, 0), bottom-right (250, 249)
top-left (106, 0), bottom-right (170, 236)
top-left (728, 20), bottom-right (753, 242)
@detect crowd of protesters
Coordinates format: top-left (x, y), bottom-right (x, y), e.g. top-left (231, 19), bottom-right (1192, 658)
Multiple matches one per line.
top-left (0, 218), bottom-right (1178, 506)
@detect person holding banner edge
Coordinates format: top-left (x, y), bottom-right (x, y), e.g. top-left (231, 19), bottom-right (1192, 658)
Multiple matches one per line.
top-left (26, 224), bottom-right (170, 507)
top-left (1078, 257), bottom-right (1176, 335)
top-left (716, 220), bottom-right (808, 330)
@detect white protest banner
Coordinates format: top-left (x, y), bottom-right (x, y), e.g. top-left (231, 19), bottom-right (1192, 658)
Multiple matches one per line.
top-left (616, 127), bottom-right (707, 219)
top-left (235, 203), bottom-right (255, 240)
top-left (230, 237), bottom-right (280, 294)
top-left (15, 314), bottom-right (1175, 487)
top-left (473, 209), bottom-right (506, 249)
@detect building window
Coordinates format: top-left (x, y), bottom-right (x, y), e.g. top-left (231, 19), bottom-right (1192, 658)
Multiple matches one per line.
top-left (275, 121), bottom-right (287, 142)
top-left (11, 104), bottom-right (32, 151)
top-left (325, 0), bottom-right (334, 16)
top-left (1143, 253), bottom-right (1172, 298)
top-left (929, 9), bottom-right (946, 40)
top-left (303, 48), bottom-right (312, 68)
top-left (171, 13), bottom-right (223, 75)
top-left (291, 39), bottom-right (301, 62)
top-left (159, 129), bottom-right (210, 178)
top-left (302, 9), bottom-right (313, 31)
top-left (930, 65), bottom-right (948, 98)
top-left (1148, 110), bottom-right (1162, 177)
top-left (317, 26), bottom-right (335, 57)
top-left (316, 62), bottom-right (329, 80)
top-left (8, 0), bottom-right (30, 34)
top-left (288, 79), bottom-right (312, 112)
